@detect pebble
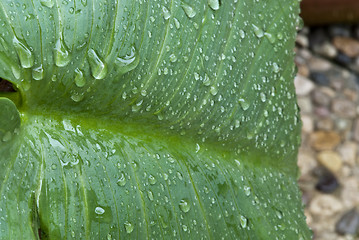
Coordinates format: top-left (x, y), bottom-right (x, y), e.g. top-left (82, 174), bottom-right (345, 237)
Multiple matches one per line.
top-left (301, 114), bottom-right (314, 133)
top-left (309, 195), bottom-right (343, 217)
top-left (341, 177), bottom-right (359, 208)
top-left (353, 118), bottom-right (359, 142)
top-left (335, 208), bottom-right (359, 235)
top-left (332, 98), bottom-right (357, 119)
top-left (315, 168), bottom-right (339, 193)
top-left (296, 34), bottom-right (309, 48)
top-left (298, 149), bottom-right (317, 176)
top-left (329, 25), bottom-right (351, 38)
top-left (343, 88), bottom-right (358, 102)
top-left (297, 97), bottom-right (313, 114)
top-left (294, 75), bottom-right (315, 96)
top-left (307, 57), bottom-right (331, 71)
top-left (333, 37), bottom-right (359, 58)
top-left (311, 88), bottom-right (332, 106)
top-left (338, 142), bottom-right (357, 166)
top-left (335, 52), bottom-right (353, 66)
top-left (310, 71), bottom-right (330, 86)
top-left (313, 41), bottom-right (337, 58)
top-left (316, 118), bottom-right (334, 131)
top-left (317, 151), bottom-right (343, 173)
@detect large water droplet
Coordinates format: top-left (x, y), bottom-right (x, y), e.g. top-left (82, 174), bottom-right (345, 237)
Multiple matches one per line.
top-left (239, 98), bottom-right (250, 111)
top-left (2, 131), bottom-right (12, 142)
top-left (74, 68), bottom-right (86, 87)
top-left (71, 92), bottom-right (84, 102)
top-left (240, 215), bottom-right (248, 228)
top-left (162, 6), bottom-right (171, 20)
top-left (208, 0), bottom-right (219, 10)
top-left (260, 92), bottom-right (266, 102)
top-left (147, 190), bottom-right (154, 201)
top-left (244, 186), bottom-right (251, 196)
top-left (115, 46), bottom-right (139, 74)
top-left (181, 3), bottom-right (196, 18)
top-left (13, 36), bottom-right (34, 68)
top-left (40, 0), bottom-right (54, 8)
top-left (174, 18), bottom-right (181, 29)
top-left (117, 172), bottom-right (127, 186)
top-left (88, 49), bottom-right (107, 80)
top-left (95, 206), bottom-right (105, 215)
top-left (32, 65), bottom-right (44, 80)
top-left (179, 199), bottom-right (191, 213)
top-left (55, 38), bottom-right (71, 67)
top-left (210, 85), bottom-right (218, 96)
top-left (124, 221), bottom-right (134, 233)
top-left (252, 24), bottom-right (264, 38)
top-left (148, 174), bottom-right (157, 185)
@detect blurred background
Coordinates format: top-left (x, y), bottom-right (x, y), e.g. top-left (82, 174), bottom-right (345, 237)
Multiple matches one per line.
top-left (297, 0), bottom-right (359, 239)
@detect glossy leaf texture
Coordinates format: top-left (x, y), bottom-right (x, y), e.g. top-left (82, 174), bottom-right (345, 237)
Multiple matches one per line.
top-left (0, 0), bottom-right (311, 239)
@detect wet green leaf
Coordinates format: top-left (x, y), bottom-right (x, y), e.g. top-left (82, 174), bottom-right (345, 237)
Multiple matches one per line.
top-left (0, 0), bottom-right (311, 239)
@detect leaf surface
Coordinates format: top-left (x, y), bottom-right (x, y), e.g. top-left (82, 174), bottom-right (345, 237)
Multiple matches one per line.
top-left (0, 0), bottom-right (311, 239)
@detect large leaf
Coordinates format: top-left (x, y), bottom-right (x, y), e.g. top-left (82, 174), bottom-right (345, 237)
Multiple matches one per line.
top-left (0, 0), bottom-right (311, 239)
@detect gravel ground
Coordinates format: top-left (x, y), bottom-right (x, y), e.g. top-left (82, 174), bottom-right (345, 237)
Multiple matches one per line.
top-left (295, 25), bottom-right (359, 240)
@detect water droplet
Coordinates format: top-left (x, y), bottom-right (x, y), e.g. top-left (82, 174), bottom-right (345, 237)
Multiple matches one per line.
top-left (240, 215), bottom-right (248, 228)
top-left (117, 172), bottom-right (127, 186)
top-left (13, 36), bottom-right (34, 68)
top-left (55, 38), bottom-right (71, 67)
top-left (147, 190), bottom-right (154, 201)
top-left (182, 224), bottom-right (188, 231)
top-left (71, 92), bottom-right (84, 102)
top-left (208, 0), bottom-right (219, 10)
top-left (174, 18), bottom-right (180, 29)
top-left (88, 49), bottom-right (107, 80)
top-left (244, 186), bottom-right (251, 196)
top-left (11, 64), bottom-right (21, 79)
top-left (81, 0), bottom-right (87, 6)
top-left (32, 65), bottom-right (44, 80)
top-left (2, 131), bottom-right (12, 142)
top-left (40, 0), bottom-right (54, 8)
top-left (264, 32), bottom-right (276, 44)
top-left (260, 92), bottom-right (266, 102)
top-left (169, 54), bottom-right (177, 63)
top-left (162, 6), bottom-right (171, 20)
top-left (124, 221), bottom-right (134, 233)
top-left (210, 85), bottom-right (218, 96)
top-left (239, 98), bottom-right (250, 111)
top-left (272, 62), bottom-right (280, 73)
top-left (239, 29), bottom-right (245, 39)
top-left (115, 46), bottom-right (139, 74)
top-left (181, 3), bottom-right (196, 18)
top-left (74, 68), bottom-right (85, 87)
top-left (95, 207), bottom-right (105, 215)
top-left (275, 210), bottom-right (283, 219)
top-left (51, 164), bottom-right (57, 170)
top-left (179, 199), bottom-right (191, 213)
top-left (203, 74), bottom-right (211, 86)
top-left (148, 175), bottom-right (157, 185)
top-left (252, 24), bottom-right (264, 38)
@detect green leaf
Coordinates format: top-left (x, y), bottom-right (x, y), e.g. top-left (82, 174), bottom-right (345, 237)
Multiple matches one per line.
top-left (0, 0), bottom-right (311, 239)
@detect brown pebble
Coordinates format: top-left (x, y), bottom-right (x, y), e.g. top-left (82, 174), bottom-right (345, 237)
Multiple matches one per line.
top-left (316, 118), bottom-right (334, 131)
top-left (332, 98), bottom-right (356, 119)
top-left (333, 36), bottom-right (359, 58)
top-left (338, 142), bottom-right (357, 166)
top-left (309, 195), bottom-right (343, 217)
top-left (310, 131), bottom-right (341, 151)
top-left (312, 88), bottom-right (332, 106)
top-left (301, 114), bottom-right (314, 133)
top-left (317, 151), bottom-right (343, 173)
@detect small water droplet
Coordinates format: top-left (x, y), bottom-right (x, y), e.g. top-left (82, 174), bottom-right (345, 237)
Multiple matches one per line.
top-left (32, 65), bottom-right (44, 80)
top-left (210, 85), bottom-right (218, 96)
top-left (244, 186), bottom-right (251, 196)
top-left (95, 207), bottom-right (105, 215)
top-left (71, 92), bottom-right (84, 102)
top-left (124, 221), bottom-right (134, 233)
top-left (179, 199), bottom-right (191, 213)
top-left (148, 175), bottom-right (157, 185)
top-left (174, 18), bottom-right (180, 29)
top-left (272, 62), bottom-right (280, 73)
top-left (240, 215), bottom-right (248, 228)
top-left (239, 98), bottom-right (250, 111)
top-left (264, 32), bottom-right (276, 44)
top-left (260, 92), bottom-right (266, 102)
top-left (147, 190), bottom-right (154, 201)
top-left (117, 172), bottom-right (127, 186)
top-left (40, 0), bottom-right (54, 8)
top-left (181, 3), bottom-right (196, 18)
top-left (81, 0), bottom-right (87, 6)
top-left (55, 38), bottom-right (71, 67)
top-left (169, 54), bottom-right (177, 63)
top-left (74, 68), bottom-right (85, 87)
top-left (276, 210), bottom-right (283, 219)
top-left (182, 224), bottom-right (188, 231)
top-left (162, 6), bottom-right (171, 20)
top-left (13, 36), bottom-right (34, 68)
top-left (88, 49), bottom-right (107, 80)
top-left (208, 0), bottom-right (219, 10)
top-left (252, 24), bottom-right (264, 38)
top-left (239, 29), bottom-right (245, 39)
